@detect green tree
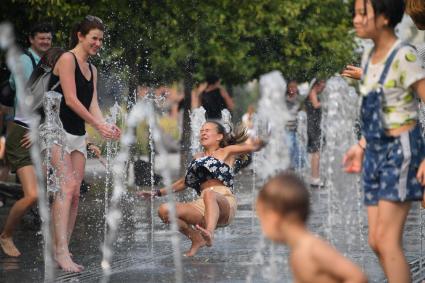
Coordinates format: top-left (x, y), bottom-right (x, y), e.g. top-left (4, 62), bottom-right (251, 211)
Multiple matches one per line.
top-left (1, 0), bottom-right (355, 169)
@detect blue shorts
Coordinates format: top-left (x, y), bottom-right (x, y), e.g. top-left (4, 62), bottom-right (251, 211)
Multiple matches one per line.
top-left (362, 126), bottom-right (424, 206)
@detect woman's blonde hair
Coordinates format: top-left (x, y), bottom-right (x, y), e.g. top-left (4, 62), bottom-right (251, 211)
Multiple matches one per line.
top-left (206, 120), bottom-right (248, 148)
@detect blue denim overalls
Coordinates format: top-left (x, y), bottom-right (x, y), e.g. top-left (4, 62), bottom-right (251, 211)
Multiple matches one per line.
top-left (361, 43), bottom-right (424, 205)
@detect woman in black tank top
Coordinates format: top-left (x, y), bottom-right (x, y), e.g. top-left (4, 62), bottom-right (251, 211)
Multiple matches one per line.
top-left (48, 16), bottom-right (121, 273)
top-left (192, 75), bottom-right (234, 120)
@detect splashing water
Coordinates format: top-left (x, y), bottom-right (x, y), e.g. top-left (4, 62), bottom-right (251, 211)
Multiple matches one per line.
top-left (295, 110), bottom-right (308, 175)
top-left (101, 100), bottom-right (182, 283)
top-left (39, 91), bottom-right (66, 194)
top-left (221, 108), bottom-right (233, 133)
top-left (103, 103), bottom-right (122, 242)
top-left (190, 107), bottom-right (206, 155)
top-left (247, 70), bottom-right (291, 282)
top-left (255, 70), bottom-right (290, 180)
top-left (318, 76), bottom-right (369, 267)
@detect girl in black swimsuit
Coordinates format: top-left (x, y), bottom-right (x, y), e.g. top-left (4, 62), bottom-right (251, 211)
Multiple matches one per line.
top-left (140, 121), bottom-right (263, 257)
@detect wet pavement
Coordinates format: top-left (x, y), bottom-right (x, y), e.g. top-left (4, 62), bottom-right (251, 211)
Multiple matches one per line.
top-left (0, 161), bottom-right (424, 282)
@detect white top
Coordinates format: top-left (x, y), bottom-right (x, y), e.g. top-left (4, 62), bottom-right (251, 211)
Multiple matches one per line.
top-left (360, 40), bottom-right (425, 129)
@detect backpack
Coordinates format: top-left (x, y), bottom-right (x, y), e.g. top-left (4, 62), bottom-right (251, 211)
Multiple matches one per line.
top-left (26, 47), bottom-right (65, 113)
top-left (0, 50), bottom-right (36, 107)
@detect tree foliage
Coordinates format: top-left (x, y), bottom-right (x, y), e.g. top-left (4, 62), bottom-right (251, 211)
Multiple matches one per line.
top-left (2, 0), bottom-right (354, 85)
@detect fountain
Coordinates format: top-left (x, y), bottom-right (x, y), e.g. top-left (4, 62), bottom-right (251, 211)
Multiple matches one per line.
top-left (246, 70), bottom-right (291, 282)
top-left (319, 77), bottom-right (362, 250)
top-left (101, 99), bottom-right (182, 283)
top-left (189, 107), bottom-right (206, 155)
top-left (39, 91), bottom-right (66, 195)
top-left (103, 102), bottom-right (121, 241)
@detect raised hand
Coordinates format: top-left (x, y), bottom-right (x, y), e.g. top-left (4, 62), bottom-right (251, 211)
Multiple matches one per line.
top-left (341, 65), bottom-right (363, 80)
top-left (95, 122), bottom-right (120, 140)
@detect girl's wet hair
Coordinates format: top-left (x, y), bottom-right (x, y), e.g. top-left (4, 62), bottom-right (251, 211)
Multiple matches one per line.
top-left (258, 171), bottom-right (310, 223)
top-left (70, 15), bottom-right (104, 49)
top-left (362, 0), bottom-right (405, 28)
top-left (206, 120), bottom-right (248, 148)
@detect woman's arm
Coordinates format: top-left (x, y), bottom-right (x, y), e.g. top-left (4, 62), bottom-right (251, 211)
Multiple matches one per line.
top-left (89, 66), bottom-right (120, 139)
top-left (138, 177), bottom-right (187, 198)
top-left (157, 177), bottom-right (187, 196)
top-left (88, 66), bottom-right (104, 122)
top-left (308, 88), bottom-right (321, 109)
top-left (191, 83), bottom-right (207, 109)
top-left (219, 87), bottom-right (235, 110)
top-left (223, 139), bottom-right (264, 157)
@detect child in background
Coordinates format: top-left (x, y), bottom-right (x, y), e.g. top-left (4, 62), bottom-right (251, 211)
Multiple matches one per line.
top-left (256, 172), bottom-right (367, 283)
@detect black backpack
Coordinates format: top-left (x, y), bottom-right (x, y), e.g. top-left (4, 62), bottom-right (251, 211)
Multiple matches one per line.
top-left (0, 50), bottom-right (36, 107)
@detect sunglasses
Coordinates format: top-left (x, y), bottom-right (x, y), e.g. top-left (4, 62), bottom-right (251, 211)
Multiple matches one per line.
top-left (85, 15), bottom-right (103, 24)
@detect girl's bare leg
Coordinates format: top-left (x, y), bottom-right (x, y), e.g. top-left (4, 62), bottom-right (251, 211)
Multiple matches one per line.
top-left (158, 203), bottom-right (205, 256)
top-left (374, 200), bottom-right (411, 283)
top-left (196, 190), bottom-right (230, 246)
top-left (0, 165), bottom-right (38, 257)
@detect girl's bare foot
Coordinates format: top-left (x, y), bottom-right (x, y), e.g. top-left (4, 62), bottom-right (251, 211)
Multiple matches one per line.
top-left (0, 236), bottom-right (21, 257)
top-left (195, 224), bottom-right (214, 247)
top-left (55, 252), bottom-right (84, 273)
top-left (184, 231), bottom-right (206, 257)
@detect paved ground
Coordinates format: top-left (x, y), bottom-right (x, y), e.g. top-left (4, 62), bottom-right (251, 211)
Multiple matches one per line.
top-left (0, 158), bottom-right (424, 282)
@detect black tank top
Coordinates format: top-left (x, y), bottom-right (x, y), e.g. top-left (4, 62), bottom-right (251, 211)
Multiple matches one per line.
top-left (49, 52), bottom-right (94, 136)
top-left (200, 88), bottom-right (227, 119)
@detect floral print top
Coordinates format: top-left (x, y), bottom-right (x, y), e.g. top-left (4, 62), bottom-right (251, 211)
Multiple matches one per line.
top-left (360, 40), bottom-right (425, 129)
top-left (185, 156), bottom-right (235, 195)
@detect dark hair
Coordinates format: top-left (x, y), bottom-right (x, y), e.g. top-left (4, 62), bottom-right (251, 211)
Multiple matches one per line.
top-left (39, 47), bottom-right (66, 67)
top-left (70, 15), bottom-right (104, 49)
top-left (406, 0), bottom-right (425, 29)
top-left (363, 0), bottom-right (405, 28)
top-left (206, 74), bottom-right (220, 85)
top-left (29, 23), bottom-right (53, 38)
top-left (258, 171), bottom-right (310, 223)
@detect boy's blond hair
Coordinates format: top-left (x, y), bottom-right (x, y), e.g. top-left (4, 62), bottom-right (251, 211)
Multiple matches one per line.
top-left (258, 172), bottom-right (310, 223)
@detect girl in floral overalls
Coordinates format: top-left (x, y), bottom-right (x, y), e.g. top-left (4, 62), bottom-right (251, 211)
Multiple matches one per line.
top-left (343, 0), bottom-right (425, 282)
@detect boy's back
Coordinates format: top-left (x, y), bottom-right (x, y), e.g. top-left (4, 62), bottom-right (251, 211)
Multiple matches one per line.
top-left (290, 233), bottom-right (365, 283)
top-left (256, 172), bottom-right (367, 283)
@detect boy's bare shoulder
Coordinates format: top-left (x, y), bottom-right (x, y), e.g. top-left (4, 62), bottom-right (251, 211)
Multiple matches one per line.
top-left (289, 234), bottom-right (317, 280)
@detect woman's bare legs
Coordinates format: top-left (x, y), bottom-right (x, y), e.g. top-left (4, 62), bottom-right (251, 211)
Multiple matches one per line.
top-left (196, 190), bottom-right (230, 246)
top-left (0, 165), bottom-right (38, 256)
top-left (158, 203), bottom-right (205, 256)
top-left (67, 151), bottom-right (85, 244)
top-left (368, 200), bottom-right (411, 283)
top-left (51, 146), bottom-right (83, 272)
